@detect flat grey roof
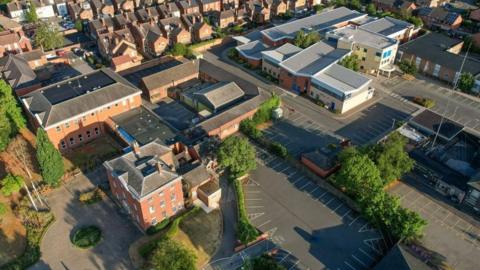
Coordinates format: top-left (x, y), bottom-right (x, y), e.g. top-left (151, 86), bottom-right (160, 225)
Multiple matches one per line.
top-left (261, 43), bottom-right (302, 63)
top-left (360, 17), bottom-right (413, 37)
top-left (261, 7), bottom-right (366, 41)
top-left (312, 64), bottom-right (371, 94)
top-left (112, 106), bottom-right (178, 146)
top-left (236, 40), bottom-right (270, 60)
top-left (280, 41), bottom-right (349, 75)
top-left (330, 25), bottom-right (398, 49)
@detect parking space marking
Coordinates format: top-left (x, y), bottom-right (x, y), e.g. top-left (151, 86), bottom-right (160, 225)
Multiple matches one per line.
top-left (324, 197), bottom-right (336, 206)
top-left (344, 261), bottom-right (357, 270)
top-left (349, 216), bottom-right (361, 226)
top-left (300, 181), bottom-right (312, 190)
top-left (359, 248), bottom-right (375, 261)
top-left (352, 255), bottom-right (368, 268)
top-left (258, 220), bottom-right (271, 228)
top-left (246, 205), bottom-right (264, 208)
top-left (331, 202), bottom-right (344, 213)
top-left (291, 176), bottom-right (306, 185)
top-left (342, 209), bottom-right (352, 218)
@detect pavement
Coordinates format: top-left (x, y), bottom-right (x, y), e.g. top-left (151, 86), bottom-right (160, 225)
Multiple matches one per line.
top-left (30, 169), bottom-right (141, 270)
top-left (373, 74), bottom-right (480, 136)
top-left (388, 181), bottom-right (480, 270)
top-left (243, 147), bottom-right (387, 270)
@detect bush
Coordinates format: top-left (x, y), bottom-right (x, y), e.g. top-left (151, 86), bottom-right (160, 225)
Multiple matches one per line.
top-left (0, 202), bottom-right (7, 217)
top-left (146, 218), bottom-right (170, 235)
top-left (240, 119), bottom-right (263, 140)
top-left (399, 60), bottom-right (417, 75)
top-left (1, 174), bottom-right (24, 196)
top-left (269, 142), bottom-right (288, 158)
top-left (78, 187), bottom-right (105, 205)
top-left (145, 237), bottom-right (196, 270)
top-left (252, 94), bottom-right (281, 125)
top-left (244, 254), bottom-right (286, 270)
top-left (139, 241), bottom-right (158, 258)
top-left (413, 96), bottom-right (435, 108)
top-left (170, 43), bottom-right (189, 56)
top-left (71, 225), bottom-right (102, 249)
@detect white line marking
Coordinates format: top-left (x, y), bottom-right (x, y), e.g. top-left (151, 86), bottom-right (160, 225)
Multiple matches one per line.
top-left (246, 198), bottom-right (262, 201)
top-left (292, 176), bottom-right (305, 185)
top-left (300, 182), bottom-right (311, 190)
top-left (318, 191), bottom-right (328, 200)
top-left (258, 220), bottom-right (271, 228)
top-left (288, 261), bottom-right (300, 270)
top-left (344, 261), bottom-right (356, 270)
top-left (352, 255), bottom-right (368, 268)
top-left (342, 209), bottom-right (352, 218)
top-left (331, 203), bottom-right (343, 213)
top-left (309, 186), bottom-right (319, 194)
top-left (359, 248), bottom-right (375, 261)
top-left (349, 216), bottom-right (360, 226)
top-left (325, 197), bottom-right (335, 206)
top-left (246, 206), bottom-right (264, 208)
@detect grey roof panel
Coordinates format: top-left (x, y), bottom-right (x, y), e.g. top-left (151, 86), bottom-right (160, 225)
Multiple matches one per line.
top-left (360, 16), bottom-right (413, 37)
top-left (261, 43), bottom-right (302, 63)
top-left (236, 40), bottom-right (270, 60)
top-left (312, 64), bottom-right (371, 94)
top-left (194, 81), bottom-right (245, 110)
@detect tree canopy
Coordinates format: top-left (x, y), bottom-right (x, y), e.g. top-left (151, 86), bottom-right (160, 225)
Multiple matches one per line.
top-left (217, 136), bottom-right (256, 178)
top-left (0, 80), bottom-right (26, 151)
top-left (1, 174), bottom-right (24, 196)
top-left (339, 54), bottom-right (360, 71)
top-left (145, 237), bottom-right (196, 270)
top-left (293, 30), bottom-right (320, 49)
top-left (244, 254), bottom-right (286, 270)
top-left (364, 132), bottom-right (414, 185)
top-left (35, 22), bottom-right (64, 51)
top-left (457, 73), bottom-right (475, 93)
top-left (366, 3), bottom-right (377, 15)
top-left (36, 129), bottom-right (64, 187)
top-left (25, 0), bottom-right (38, 23)
top-left (399, 60), bottom-right (417, 75)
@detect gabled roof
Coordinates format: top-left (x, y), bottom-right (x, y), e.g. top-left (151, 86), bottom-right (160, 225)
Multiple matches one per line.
top-left (236, 40), bottom-right (270, 60)
top-left (312, 64), bottom-right (371, 95)
top-left (360, 17), bottom-right (413, 38)
top-left (0, 54), bottom-right (37, 91)
top-left (141, 60), bottom-right (199, 90)
top-left (261, 7), bottom-right (366, 41)
top-left (261, 43), bottom-right (302, 64)
top-left (280, 41), bottom-right (349, 76)
top-left (104, 139), bottom-right (179, 199)
top-left (193, 81), bottom-right (245, 110)
top-left (21, 68), bottom-right (141, 128)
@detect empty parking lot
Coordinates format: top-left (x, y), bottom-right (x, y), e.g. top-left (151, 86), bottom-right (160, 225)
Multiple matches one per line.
top-left (389, 181), bottom-right (480, 270)
top-left (245, 147), bottom-right (388, 270)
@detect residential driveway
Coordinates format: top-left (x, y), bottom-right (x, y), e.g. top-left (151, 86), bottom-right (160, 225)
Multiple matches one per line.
top-left (30, 169), bottom-right (141, 270)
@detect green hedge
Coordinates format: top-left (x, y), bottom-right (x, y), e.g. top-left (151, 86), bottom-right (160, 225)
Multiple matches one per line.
top-left (233, 180), bottom-right (260, 245)
top-left (146, 218), bottom-right (170, 235)
top-left (71, 226), bottom-right (102, 249)
top-left (269, 142), bottom-right (288, 158)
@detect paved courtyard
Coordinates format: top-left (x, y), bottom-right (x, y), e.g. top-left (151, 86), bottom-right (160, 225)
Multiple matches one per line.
top-left (31, 169), bottom-right (141, 270)
top-left (245, 147), bottom-right (388, 270)
top-left (389, 181), bottom-right (480, 270)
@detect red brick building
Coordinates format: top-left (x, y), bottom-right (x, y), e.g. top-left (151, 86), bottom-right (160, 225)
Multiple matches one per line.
top-left (104, 140), bottom-right (185, 231)
top-left (20, 69), bottom-right (142, 151)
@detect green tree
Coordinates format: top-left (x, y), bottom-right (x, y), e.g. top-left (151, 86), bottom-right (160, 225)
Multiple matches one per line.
top-left (398, 60), bottom-right (417, 75)
top-left (334, 149), bottom-right (383, 204)
top-left (25, 0), bottom-right (38, 23)
top-left (244, 254), bottom-right (286, 270)
top-left (348, 0), bottom-right (361, 10)
top-left (339, 54), bottom-right (360, 71)
top-left (0, 116), bottom-right (12, 151)
top-left (36, 128), bottom-right (64, 187)
top-left (457, 72), bottom-right (475, 93)
top-left (364, 132), bottom-right (414, 185)
top-left (366, 3), bottom-right (377, 15)
top-left (34, 22), bottom-right (64, 51)
top-left (145, 238), bottom-right (196, 270)
top-left (293, 31), bottom-right (320, 49)
top-left (1, 174), bottom-right (24, 196)
top-left (218, 136), bottom-right (256, 178)
top-left (0, 80), bottom-right (26, 131)
top-left (313, 4), bottom-right (324, 13)
top-left (334, 0), bottom-right (347, 7)
top-left (252, 94), bottom-right (280, 124)
top-left (407, 16), bottom-right (423, 27)
top-left (169, 43), bottom-right (188, 56)
top-left (74, 20), bottom-right (83, 32)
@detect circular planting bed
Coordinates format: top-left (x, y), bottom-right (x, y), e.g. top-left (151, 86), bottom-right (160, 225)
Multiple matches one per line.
top-left (71, 226), bottom-right (102, 249)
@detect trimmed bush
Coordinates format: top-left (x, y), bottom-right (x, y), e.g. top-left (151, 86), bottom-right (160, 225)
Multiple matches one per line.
top-left (1, 174), bottom-right (24, 196)
top-left (240, 119), bottom-right (263, 140)
top-left (146, 218), bottom-right (170, 235)
top-left (399, 60), bottom-right (417, 75)
top-left (71, 226), bottom-right (102, 249)
top-left (252, 94), bottom-right (281, 125)
top-left (269, 142), bottom-right (288, 158)
top-left (78, 187), bottom-right (105, 205)
top-left (234, 180), bottom-right (260, 244)
top-left (413, 97), bottom-right (435, 108)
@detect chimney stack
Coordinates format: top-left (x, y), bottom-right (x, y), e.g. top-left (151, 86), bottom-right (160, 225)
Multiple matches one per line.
top-left (155, 161), bottom-right (162, 173)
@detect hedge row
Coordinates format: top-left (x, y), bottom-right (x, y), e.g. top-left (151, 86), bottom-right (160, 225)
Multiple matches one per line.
top-left (233, 180), bottom-right (260, 245)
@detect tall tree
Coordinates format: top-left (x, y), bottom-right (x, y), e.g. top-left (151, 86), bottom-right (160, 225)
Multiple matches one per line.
top-left (217, 136), bottom-right (256, 178)
top-left (146, 238), bottom-right (196, 270)
top-left (0, 80), bottom-right (25, 130)
top-left (34, 22), bottom-right (64, 51)
top-left (0, 113), bottom-right (12, 151)
top-left (25, 0), bottom-right (38, 23)
top-left (366, 3), bottom-right (377, 15)
top-left (0, 174), bottom-right (24, 196)
top-left (365, 132), bottom-right (414, 185)
top-left (339, 54), bottom-right (360, 71)
top-left (36, 129), bottom-right (64, 187)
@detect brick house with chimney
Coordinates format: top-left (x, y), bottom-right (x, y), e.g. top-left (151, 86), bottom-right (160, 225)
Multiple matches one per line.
top-left (198, 0), bottom-right (221, 14)
top-left (20, 69), bottom-right (142, 151)
top-left (176, 0), bottom-right (200, 14)
top-left (216, 9), bottom-right (235, 28)
top-left (90, 0), bottom-right (115, 18)
top-left (67, 1), bottom-right (94, 21)
top-left (104, 140), bottom-right (185, 231)
top-left (271, 0), bottom-right (288, 16)
top-left (159, 17), bottom-right (192, 44)
top-left (98, 28), bottom-right (143, 69)
top-left (113, 0), bottom-right (135, 12)
top-left (182, 13), bottom-right (212, 42)
top-left (131, 22), bottom-right (169, 57)
top-left (416, 7), bottom-right (463, 30)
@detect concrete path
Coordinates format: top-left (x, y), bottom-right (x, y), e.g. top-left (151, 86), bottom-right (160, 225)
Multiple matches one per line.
top-left (30, 169), bottom-right (141, 270)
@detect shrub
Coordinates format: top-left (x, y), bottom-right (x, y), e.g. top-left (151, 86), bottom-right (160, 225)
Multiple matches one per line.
top-left (234, 180), bottom-right (260, 244)
top-left (240, 119), bottom-right (263, 140)
top-left (413, 96), bottom-right (435, 108)
top-left (231, 24), bottom-right (243, 33)
top-left (269, 142), bottom-right (288, 158)
top-left (1, 174), bottom-right (24, 196)
top-left (0, 202), bottom-right (7, 217)
top-left (78, 187), bottom-right (105, 205)
top-left (252, 94), bottom-right (281, 125)
top-left (170, 43), bottom-right (188, 56)
top-left (228, 47), bottom-right (239, 59)
top-left (71, 225), bottom-right (102, 249)
top-left (145, 237), bottom-right (196, 270)
top-left (146, 218), bottom-right (170, 235)
top-left (139, 241), bottom-right (157, 258)
top-left (399, 60), bottom-right (417, 75)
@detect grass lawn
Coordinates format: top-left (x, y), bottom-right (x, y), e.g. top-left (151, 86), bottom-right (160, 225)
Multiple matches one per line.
top-left (173, 209), bottom-right (222, 269)
top-left (64, 135), bottom-right (121, 173)
top-left (0, 196), bottom-right (26, 266)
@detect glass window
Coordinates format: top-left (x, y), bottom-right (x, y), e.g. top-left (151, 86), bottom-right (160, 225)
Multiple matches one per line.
top-left (149, 206), bottom-right (155, 213)
top-left (363, 48), bottom-right (367, 53)
top-left (151, 218), bottom-right (157, 225)
top-left (162, 211), bottom-right (167, 218)
top-left (65, 122), bottom-right (70, 128)
top-left (375, 52), bottom-right (381, 57)
top-left (171, 193), bottom-right (176, 201)
top-left (69, 137), bottom-right (75, 145)
top-left (86, 131), bottom-right (91, 138)
top-left (56, 126), bottom-right (61, 132)
top-left (78, 134), bottom-right (83, 142)
top-left (95, 127), bottom-right (100, 135)
top-left (61, 141), bottom-right (66, 148)
top-left (160, 200), bottom-right (165, 208)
